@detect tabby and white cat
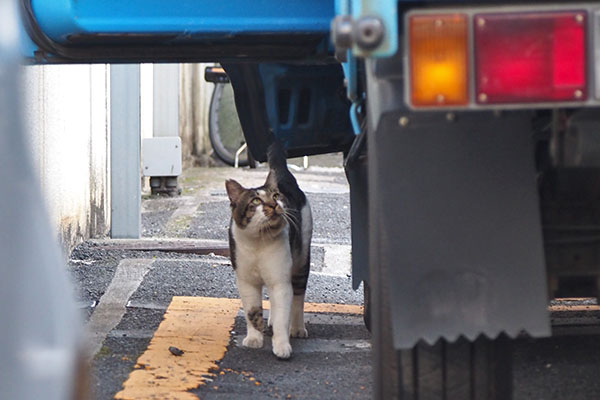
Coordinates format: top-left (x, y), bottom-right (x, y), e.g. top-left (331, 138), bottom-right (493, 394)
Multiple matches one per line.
top-left (225, 142), bottom-right (312, 359)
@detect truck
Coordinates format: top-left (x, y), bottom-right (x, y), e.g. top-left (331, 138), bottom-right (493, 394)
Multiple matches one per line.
top-left (13, 0), bottom-right (600, 398)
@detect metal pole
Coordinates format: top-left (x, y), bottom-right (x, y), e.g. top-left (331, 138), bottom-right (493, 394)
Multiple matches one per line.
top-left (110, 64), bottom-right (141, 238)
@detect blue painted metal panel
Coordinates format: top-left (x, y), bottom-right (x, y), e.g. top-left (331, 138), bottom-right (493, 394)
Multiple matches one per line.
top-left (19, 24), bottom-right (38, 59)
top-left (31, 0), bottom-right (335, 42)
top-left (258, 63), bottom-right (353, 149)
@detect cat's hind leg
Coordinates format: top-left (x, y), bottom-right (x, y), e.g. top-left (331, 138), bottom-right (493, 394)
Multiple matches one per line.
top-left (290, 293), bottom-right (308, 338)
top-left (290, 248), bottom-right (310, 338)
top-left (237, 278), bottom-right (264, 349)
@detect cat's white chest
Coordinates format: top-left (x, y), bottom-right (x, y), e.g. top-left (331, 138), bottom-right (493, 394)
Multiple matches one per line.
top-left (232, 225), bottom-right (292, 286)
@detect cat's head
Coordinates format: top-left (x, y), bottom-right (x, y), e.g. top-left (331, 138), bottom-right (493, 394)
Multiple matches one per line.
top-left (225, 173), bottom-right (287, 237)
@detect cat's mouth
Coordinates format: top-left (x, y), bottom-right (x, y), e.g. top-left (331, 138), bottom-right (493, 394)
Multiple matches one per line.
top-left (260, 214), bottom-right (286, 233)
top-left (268, 214), bottom-right (285, 226)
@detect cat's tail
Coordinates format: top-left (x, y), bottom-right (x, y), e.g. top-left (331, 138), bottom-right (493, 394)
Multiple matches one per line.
top-left (266, 139), bottom-right (288, 174)
top-left (267, 139), bottom-right (305, 203)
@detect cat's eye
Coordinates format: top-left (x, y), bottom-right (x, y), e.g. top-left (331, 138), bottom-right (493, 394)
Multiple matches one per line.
top-left (273, 193), bottom-right (280, 200)
top-left (251, 198), bottom-right (262, 205)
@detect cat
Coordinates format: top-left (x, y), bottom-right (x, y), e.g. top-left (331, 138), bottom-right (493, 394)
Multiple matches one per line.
top-left (225, 141), bottom-right (312, 359)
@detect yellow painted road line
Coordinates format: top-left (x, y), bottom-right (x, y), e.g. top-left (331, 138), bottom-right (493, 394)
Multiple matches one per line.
top-left (115, 296), bottom-right (364, 400)
top-left (262, 300), bottom-right (364, 315)
top-left (115, 297), bottom-right (241, 400)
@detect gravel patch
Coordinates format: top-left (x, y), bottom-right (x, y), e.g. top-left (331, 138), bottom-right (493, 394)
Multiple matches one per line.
top-left (306, 193), bottom-right (351, 244)
top-left (142, 210), bottom-right (175, 237)
top-left (129, 260), bottom-right (238, 307)
top-left (188, 201), bottom-right (231, 240)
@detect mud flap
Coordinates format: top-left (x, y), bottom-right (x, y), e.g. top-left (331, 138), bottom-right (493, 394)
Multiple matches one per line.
top-left (368, 109), bottom-right (551, 349)
top-left (345, 131), bottom-right (369, 290)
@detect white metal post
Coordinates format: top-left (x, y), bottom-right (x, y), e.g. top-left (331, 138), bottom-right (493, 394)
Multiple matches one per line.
top-left (110, 64), bottom-right (141, 238)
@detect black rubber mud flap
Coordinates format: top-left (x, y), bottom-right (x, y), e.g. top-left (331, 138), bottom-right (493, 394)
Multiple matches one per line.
top-left (368, 109), bottom-right (551, 349)
top-left (345, 131), bottom-right (369, 291)
top-left (363, 282), bottom-right (372, 332)
top-left (345, 132), bottom-right (371, 330)
top-left (370, 178), bottom-right (514, 399)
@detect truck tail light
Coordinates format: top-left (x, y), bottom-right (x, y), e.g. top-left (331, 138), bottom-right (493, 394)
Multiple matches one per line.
top-left (409, 14), bottom-right (469, 106)
top-left (475, 11), bottom-right (587, 104)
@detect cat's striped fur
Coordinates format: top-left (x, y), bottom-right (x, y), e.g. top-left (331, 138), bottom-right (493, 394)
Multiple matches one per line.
top-left (226, 141), bottom-right (312, 359)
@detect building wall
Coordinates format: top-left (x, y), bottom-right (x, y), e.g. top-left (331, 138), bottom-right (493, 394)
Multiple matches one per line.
top-left (22, 64), bottom-right (111, 256)
top-left (180, 63), bottom-right (214, 166)
top-left (18, 62), bottom-right (212, 255)
top-left (142, 63), bottom-right (214, 167)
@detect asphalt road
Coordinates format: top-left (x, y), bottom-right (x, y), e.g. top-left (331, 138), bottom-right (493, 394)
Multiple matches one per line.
top-left (67, 156), bottom-right (600, 400)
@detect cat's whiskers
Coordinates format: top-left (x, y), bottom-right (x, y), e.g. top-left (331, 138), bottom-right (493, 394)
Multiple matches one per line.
top-left (282, 209), bottom-right (300, 232)
top-left (281, 214), bottom-right (296, 232)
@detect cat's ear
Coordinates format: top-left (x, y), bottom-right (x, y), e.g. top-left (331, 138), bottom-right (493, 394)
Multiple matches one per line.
top-left (265, 170), bottom-right (278, 190)
top-left (225, 179), bottom-right (245, 205)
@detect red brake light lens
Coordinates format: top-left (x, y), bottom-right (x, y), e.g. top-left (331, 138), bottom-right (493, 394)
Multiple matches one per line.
top-left (475, 11), bottom-right (587, 104)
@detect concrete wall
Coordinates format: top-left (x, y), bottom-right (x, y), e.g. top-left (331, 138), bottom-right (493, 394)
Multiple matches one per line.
top-left (140, 64), bottom-right (154, 141)
top-left (141, 63), bottom-right (214, 167)
top-left (22, 64), bottom-right (111, 256)
top-left (18, 62), bottom-right (213, 254)
top-left (180, 63), bottom-right (214, 166)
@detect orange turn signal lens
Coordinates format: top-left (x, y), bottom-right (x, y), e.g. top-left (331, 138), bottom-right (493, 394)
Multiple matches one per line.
top-left (409, 14), bottom-right (469, 107)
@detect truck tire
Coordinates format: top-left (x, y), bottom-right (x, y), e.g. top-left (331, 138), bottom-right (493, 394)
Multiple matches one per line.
top-left (208, 83), bottom-right (249, 167)
top-left (395, 336), bottom-right (513, 400)
top-left (371, 260), bottom-right (513, 399)
top-left (363, 282), bottom-right (372, 332)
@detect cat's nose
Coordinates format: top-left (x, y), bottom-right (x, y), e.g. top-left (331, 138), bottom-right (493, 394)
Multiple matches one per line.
top-left (263, 203), bottom-right (282, 217)
top-left (263, 204), bottom-right (276, 217)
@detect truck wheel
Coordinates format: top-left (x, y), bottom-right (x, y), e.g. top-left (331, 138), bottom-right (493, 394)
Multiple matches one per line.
top-left (208, 83), bottom-right (249, 167)
top-left (371, 263), bottom-right (513, 399)
top-left (395, 336), bottom-right (513, 399)
top-left (363, 282), bottom-right (372, 333)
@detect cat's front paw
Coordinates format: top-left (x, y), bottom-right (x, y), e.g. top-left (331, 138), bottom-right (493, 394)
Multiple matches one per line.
top-left (272, 341), bottom-right (292, 359)
top-left (242, 334), bottom-right (264, 349)
top-left (290, 326), bottom-right (308, 338)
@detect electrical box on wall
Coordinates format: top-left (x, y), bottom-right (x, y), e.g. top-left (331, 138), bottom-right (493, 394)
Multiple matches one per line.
top-left (142, 137), bottom-right (182, 177)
